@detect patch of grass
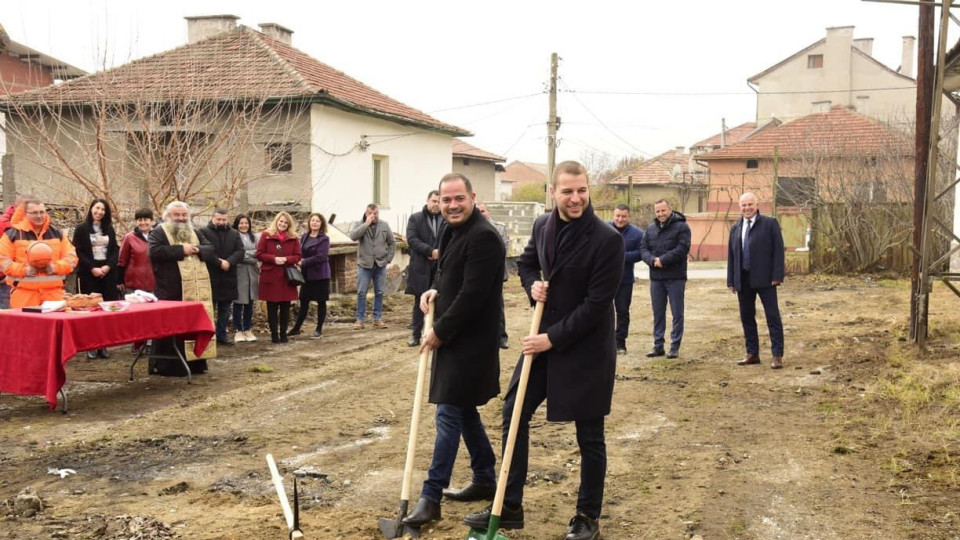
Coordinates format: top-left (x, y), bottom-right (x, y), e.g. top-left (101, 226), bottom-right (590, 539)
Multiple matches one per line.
top-left (726, 517), bottom-right (747, 537)
top-left (249, 364), bottom-right (274, 373)
top-left (816, 401), bottom-right (839, 415)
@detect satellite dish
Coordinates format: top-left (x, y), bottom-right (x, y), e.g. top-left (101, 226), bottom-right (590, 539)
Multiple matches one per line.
top-left (670, 164), bottom-right (682, 181)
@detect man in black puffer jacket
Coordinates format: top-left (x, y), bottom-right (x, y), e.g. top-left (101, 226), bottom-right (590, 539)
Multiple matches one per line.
top-left (639, 199), bottom-right (691, 359)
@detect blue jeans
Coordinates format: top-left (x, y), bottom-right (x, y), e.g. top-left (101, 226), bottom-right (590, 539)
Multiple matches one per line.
top-left (355, 265), bottom-right (386, 322)
top-left (232, 302), bottom-right (254, 332)
top-left (650, 279), bottom-right (685, 351)
top-left (421, 403), bottom-right (497, 504)
top-left (215, 300), bottom-right (232, 342)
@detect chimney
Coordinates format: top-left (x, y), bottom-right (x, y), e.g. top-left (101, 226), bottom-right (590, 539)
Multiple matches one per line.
top-left (901, 35), bottom-right (916, 78)
top-left (853, 38), bottom-right (874, 57)
top-left (259, 23), bottom-right (294, 45)
top-left (185, 15), bottom-right (239, 44)
top-left (675, 146), bottom-right (685, 157)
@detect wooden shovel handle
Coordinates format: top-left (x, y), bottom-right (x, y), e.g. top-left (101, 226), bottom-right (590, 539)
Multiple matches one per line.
top-left (400, 300), bottom-right (435, 501)
top-left (491, 288), bottom-right (547, 517)
top-left (266, 454), bottom-right (296, 532)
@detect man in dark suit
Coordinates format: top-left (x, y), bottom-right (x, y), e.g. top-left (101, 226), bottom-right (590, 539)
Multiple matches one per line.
top-left (465, 161), bottom-right (623, 540)
top-left (727, 192), bottom-right (785, 369)
top-left (400, 173), bottom-right (504, 527)
top-left (405, 190), bottom-right (445, 347)
top-left (608, 204), bottom-right (644, 355)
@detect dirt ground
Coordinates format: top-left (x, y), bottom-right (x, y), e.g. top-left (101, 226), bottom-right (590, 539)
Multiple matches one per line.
top-left (2, 275), bottom-right (959, 539)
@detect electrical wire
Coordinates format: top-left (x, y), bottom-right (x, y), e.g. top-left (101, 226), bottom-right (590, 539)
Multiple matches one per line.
top-left (563, 86), bottom-right (917, 96)
top-left (559, 78), bottom-right (655, 158)
top-left (427, 92), bottom-right (544, 113)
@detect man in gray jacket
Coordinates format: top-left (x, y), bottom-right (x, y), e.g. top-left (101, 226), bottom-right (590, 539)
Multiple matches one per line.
top-left (349, 204), bottom-right (396, 328)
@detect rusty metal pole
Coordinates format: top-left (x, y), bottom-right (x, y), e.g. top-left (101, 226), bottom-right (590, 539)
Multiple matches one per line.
top-left (911, 1), bottom-right (934, 341)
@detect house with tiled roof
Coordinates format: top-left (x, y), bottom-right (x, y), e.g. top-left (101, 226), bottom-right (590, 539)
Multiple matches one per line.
top-left (749, 26), bottom-right (917, 129)
top-left (451, 139), bottom-right (505, 202)
top-left (606, 147), bottom-right (703, 220)
top-left (0, 23), bottom-right (86, 191)
top-left (687, 106), bottom-right (914, 263)
top-left (0, 15), bottom-right (468, 235)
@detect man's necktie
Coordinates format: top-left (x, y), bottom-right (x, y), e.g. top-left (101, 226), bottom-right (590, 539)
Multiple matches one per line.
top-left (742, 219), bottom-right (752, 271)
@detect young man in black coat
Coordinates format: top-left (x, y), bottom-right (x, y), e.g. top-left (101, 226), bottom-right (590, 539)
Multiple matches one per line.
top-left (465, 161), bottom-right (623, 540)
top-left (639, 199), bottom-right (691, 358)
top-left (727, 192), bottom-right (786, 369)
top-left (405, 190), bottom-right (445, 347)
top-left (400, 173), bottom-right (504, 528)
top-left (198, 208), bottom-right (245, 345)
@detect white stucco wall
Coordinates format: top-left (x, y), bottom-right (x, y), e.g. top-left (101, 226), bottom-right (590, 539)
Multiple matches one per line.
top-left (309, 105), bottom-right (453, 233)
top-left (755, 33), bottom-right (915, 126)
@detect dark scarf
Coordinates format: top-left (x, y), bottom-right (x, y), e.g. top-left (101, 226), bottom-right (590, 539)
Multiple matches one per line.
top-left (544, 203), bottom-right (595, 270)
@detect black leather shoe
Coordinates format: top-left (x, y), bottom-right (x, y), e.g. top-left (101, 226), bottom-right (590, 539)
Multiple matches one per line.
top-left (443, 482), bottom-right (496, 502)
top-left (499, 337), bottom-right (509, 349)
top-left (408, 336), bottom-right (420, 347)
top-left (645, 348), bottom-right (665, 358)
top-left (667, 349), bottom-right (679, 359)
top-left (400, 498), bottom-right (441, 527)
top-left (464, 503), bottom-right (523, 530)
top-left (97, 348), bottom-right (110, 359)
top-left (565, 514), bottom-right (600, 540)
top-left (287, 328), bottom-right (302, 337)
top-left (86, 351), bottom-right (97, 360)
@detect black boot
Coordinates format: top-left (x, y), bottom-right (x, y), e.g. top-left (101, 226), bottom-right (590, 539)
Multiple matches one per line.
top-left (400, 498), bottom-right (441, 527)
top-left (98, 348), bottom-right (110, 359)
top-left (279, 302), bottom-right (290, 343)
top-left (564, 514), bottom-right (600, 540)
top-left (464, 503), bottom-right (523, 530)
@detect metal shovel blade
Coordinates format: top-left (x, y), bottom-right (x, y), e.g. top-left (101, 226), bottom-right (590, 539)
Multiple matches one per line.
top-left (465, 515), bottom-right (507, 540)
top-left (378, 517), bottom-right (421, 539)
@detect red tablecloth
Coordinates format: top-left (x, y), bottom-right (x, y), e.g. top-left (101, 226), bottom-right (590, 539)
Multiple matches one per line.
top-left (0, 301), bottom-right (214, 409)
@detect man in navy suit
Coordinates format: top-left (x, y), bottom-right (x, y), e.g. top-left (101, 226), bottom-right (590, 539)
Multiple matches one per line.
top-left (727, 192), bottom-right (785, 369)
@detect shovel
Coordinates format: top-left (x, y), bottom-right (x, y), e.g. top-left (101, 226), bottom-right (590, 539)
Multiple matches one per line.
top-left (266, 453), bottom-right (305, 539)
top-left (378, 300), bottom-right (435, 539)
top-left (467, 293), bottom-right (547, 540)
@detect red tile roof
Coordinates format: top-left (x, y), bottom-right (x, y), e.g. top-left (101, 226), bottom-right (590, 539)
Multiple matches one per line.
top-left (3, 26), bottom-right (467, 136)
top-left (452, 139), bottom-right (505, 162)
top-left (501, 161), bottom-right (548, 184)
top-left (690, 122), bottom-right (757, 150)
top-left (608, 150), bottom-right (691, 185)
top-left (697, 106), bottom-right (912, 161)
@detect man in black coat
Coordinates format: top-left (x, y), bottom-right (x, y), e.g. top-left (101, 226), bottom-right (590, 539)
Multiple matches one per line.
top-left (465, 161), bottom-right (623, 540)
top-left (198, 208), bottom-right (245, 345)
top-left (639, 199), bottom-right (691, 359)
top-left (405, 190), bottom-right (445, 347)
top-left (727, 192), bottom-right (786, 369)
top-left (400, 173), bottom-right (504, 528)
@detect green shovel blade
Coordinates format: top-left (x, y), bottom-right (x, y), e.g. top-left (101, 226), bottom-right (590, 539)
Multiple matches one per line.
top-left (465, 514), bottom-right (507, 540)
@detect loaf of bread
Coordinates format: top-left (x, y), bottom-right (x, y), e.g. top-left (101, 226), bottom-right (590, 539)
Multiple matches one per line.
top-left (64, 293), bottom-right (103, 309)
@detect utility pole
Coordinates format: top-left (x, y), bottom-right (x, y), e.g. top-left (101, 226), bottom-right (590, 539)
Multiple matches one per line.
top-left (911, 2), bottom-right (935, 341)
top-left (546, 52), bottom-right (559, 210)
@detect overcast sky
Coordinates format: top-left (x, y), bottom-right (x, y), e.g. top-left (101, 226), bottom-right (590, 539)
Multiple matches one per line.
top-left (2, 0), bottom-right (938, 165)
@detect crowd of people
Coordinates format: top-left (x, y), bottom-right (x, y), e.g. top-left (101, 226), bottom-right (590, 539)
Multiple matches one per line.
top-left (0, 162), bottom-right (786, 540)
top-left (0, 199), bottom-right (333, 348)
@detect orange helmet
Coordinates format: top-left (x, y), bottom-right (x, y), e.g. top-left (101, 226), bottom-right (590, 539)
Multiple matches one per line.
top-left (26, 241), bottom-right (54, 269)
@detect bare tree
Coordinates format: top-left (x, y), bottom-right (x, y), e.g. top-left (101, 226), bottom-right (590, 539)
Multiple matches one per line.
top-left (0, 46), bottom-right (311, 230)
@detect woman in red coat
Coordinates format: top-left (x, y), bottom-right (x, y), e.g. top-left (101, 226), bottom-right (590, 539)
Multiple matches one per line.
top-left (117, 208), bottom-right (156, 293)
top-left (256, 211), bottom-right (302, 343)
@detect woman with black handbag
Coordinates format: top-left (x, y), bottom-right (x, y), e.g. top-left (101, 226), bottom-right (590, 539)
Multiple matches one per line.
top-left (256, 212), bottom-right (302, 343)
top-left (289, 213), bottom-right (331, 339)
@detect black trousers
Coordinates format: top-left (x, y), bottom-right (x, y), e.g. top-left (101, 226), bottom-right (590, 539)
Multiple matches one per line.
top-left (502, 355), bottom-right (606, 519)
top-left (411, 295), bottom-right (425, 339)
top-left (737, 270), bottom-right (784, 356)
top-left (613, 282), bottom-right (633, 347)
top-left (266, 301), bottom-right (291, 340)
